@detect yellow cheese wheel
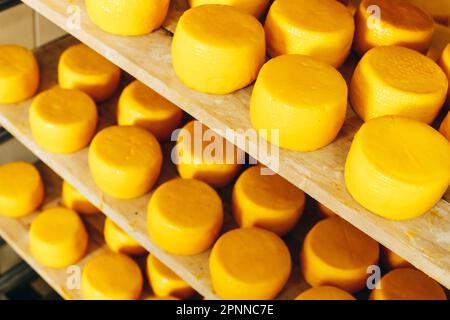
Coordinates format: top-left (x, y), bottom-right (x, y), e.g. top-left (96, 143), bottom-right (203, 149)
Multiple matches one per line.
top-left (295, 286), bottom-right (356, 300)
top-left (354, 0), bottom-right (434, 56)
top-left (427, 24), bottom-right (450, 62)
top-left (29, 87), bottom-right (98, 154)
top-left (316, 202), bottom-right (336, 219)
top-left (188, 0), bottom-right (270, 17)
top-left (89, 126), bottom-right (163, 199)
top-left (29, 207), bottom-right (88, 268)
top-left (104, 217), bottom-right (146, 256)
top-left (345, 116), bottom-right (450, 220)
top-left (82, 253), bottom-right (143, 300)
top-left (117, 80), bottom-right (183, 141)
top-left (172, 5), bottom-right (266, 94)
top-left (0, 162), bottom-right (44, 218)
top-left (380, 246), bottom-right (413, 270)
top-left (264, 0), bottom-right (355, 68)
top-left (407, 0), bottom-right (450, 25)
top-left (232, 165), bottom-right (305, 236)
top-left (147, 178), bottom-right (223, 255)
top-left (85, 0), bottom-right (170, 36)
top-left (350, 46), bottom-right (448, 124)
top-left (250, 54), bottom-right (347, 151)
top-left (210, 227), bottom-right (291, 300)
top-left (370, 268), bottom-right (446, 300)
top-left (440, 112), bottom-right (450, 141)
top-left (440, 43), bottom-right (450, 99)
top-left (146, 254), bottom-right (195, 299)
top-left (175, 120), bottom-right (241, 188)
top-left (62, 180), bottom-right (100, 215)
top-left (0, 45), bottom-right (39, 104)
top-left (300, 216), bottom-right (379, 293)
top-left (58, 44), bottom-right (121, 102)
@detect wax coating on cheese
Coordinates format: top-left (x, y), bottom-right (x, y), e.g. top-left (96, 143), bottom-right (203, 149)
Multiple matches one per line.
top-left (62, 180), bottom-right (100, 215)
top-left (104, 217), bottom-right (146, 256)
top-left (295, 286), bottom-right (356, 300)
top-left (440, 112), bottom-right (450, 141)
top-left (188, 0), bottom-right (270, 17)
top-left (440, 44), bottom-right (450, 100)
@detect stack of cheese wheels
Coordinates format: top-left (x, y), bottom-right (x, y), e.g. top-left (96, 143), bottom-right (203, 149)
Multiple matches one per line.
top-left (117, 80), bottom-right (183, 141)
top-left (210, 227), bottom-right (291, 299)
top-left (58, 44), bottom-right (121, 102)
top-left (29, 87), bottom-right (98, 154)
top-left (0, 162), bottom-right (44, 218)
top-left (440, 44), bottom-right (450, 99)
top-left (89, 126), bottom-right (163, 199)
top-left (354, 0), bottom-right (434, 56)
top-left (174, 120), bottom-right (242, 188)
top-left (30, 207), bottom-right (88, 268)
top-left (188, 0), bottom-right (270, 17)
top-left (370, 268), bottom-right (446, 300)
top-left (82, 253), bottom-right (143, 300)
top-left (0, 45), bottom-right (39, 104)
top-left (146, 254), bottom-right (195, 299)
top-left (85, 0), bottom-right (170, 36)
top-left (381, 246), bottom-right (413, 270)
top-left (407, 0), bottom-right (450, 25)
top-left (62, 181), bottom-right (100, 215)
top-left (440, 112), bottom-right (450, 141)
top-left (250, 54), bottom-right (348, 151)
top-left (301, 216), bottom-right (379, 293)
top-left (345, 116), bottom-right (450, 220)
top-left (147, 178), bottom-right (223, 255)
top-left (104, 217), bottom-right (146, 256)
top-left (232, 165), bottom-right (305, 236)
top-left (350, 46), bottom-right (448, 124)
top-left (264, 0), bottom-right (354, 68)
top-left (295, 286), bottom-right (355, 300)
top-left (172, 5), bottom-right (266, 94)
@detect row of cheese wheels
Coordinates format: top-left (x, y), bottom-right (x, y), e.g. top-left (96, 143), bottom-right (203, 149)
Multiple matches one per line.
top-left (0, 161), bottom-right (446, 300)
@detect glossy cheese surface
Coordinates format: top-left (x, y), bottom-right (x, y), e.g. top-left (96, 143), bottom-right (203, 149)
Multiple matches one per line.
top-left (345, 116), bottom-right (450, 220)
top-left (0, 162), bottom-right (44, 218)
top-left (104, 217), bottom-right (146, 256)
top-left (58, 44), bottom-right (121, 102)
top-left (82, 253), bottom-right (143, 300)
top-left (29, 207), bottom-right (88, 268)
top-left (85, 0), bottom-right (170, 36)
top-left (301, 217), bottom-right (379, 293)
top-left (89, 126), bottom-right (163, 199)
top-left (232, 165), bottom-right (305, 235)
top-left (147, 178), bottom-right (223, 255)
top-left (29, 87), bottom-right (98, 154)
top-left (210, 227), bottom-right (291, 300)
top-left (354, 0), bottom-right (434, 55)
top-left (350, 46), bottom-right (448, 124)
top-left (250, 54), bottom-right (347, 151)
top-left (0, 45), bottom-right (39, 104)
top-left (440, 112), bottom-right (450, 141)
top-left (440, 43), bottom-right (450, 100)
top-left (62, 180), bottom-right (100, 215)
top-left (172, 5), bottom-right (266, 94)
top-left (188, 0), bottom-right (270, 17)
top-left (295, 286), bottom-right (355, 300)
top-left (117, 80), bottom-right (183, 141)
top-left (264, 0), bottom-right (354, 67)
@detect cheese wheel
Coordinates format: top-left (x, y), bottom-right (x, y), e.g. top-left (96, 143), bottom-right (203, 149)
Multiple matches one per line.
top-left (145, 296), bottom-right (180, 300)
top-left (370, 268), bottom-right (446, 300)
top-left (117, 80), bottom-right (183, 141)
top-left (62, 180), bottom-right (100, 215)
top-left (0, 45), bottom-right (39, 104)
top-left (85, 0), bottom-right (169, 36)
top-left (104, 217), bottom-right (146, 256)
top-left (146, 254), bottom-right (195, 299)
top-left (440, 44), bottom-right (450, 99)
top-left (295, 286), bottom-right (356, 300)
top-left (29, 207), bottom-right (88, 268)
top-left (58, 44), bottom-right (121, 102)
top-left (82, 253), bottom-right (143, 300)
top-left (250, 54), bottom-right (347, 151)
top-left (29, 87), bottom-right (98, 154)
top-left (345, 116), bottom-right (450, 220)
top-left (147, 178), bottom-right (223, 255)
top-left (0, 162), bottom-right (44, 218)
top-left (440, 112), bottom-right (450, 141)
top-left (232, 165), bottom-right (305, 235)
top-left (354, 0), bottom-right (434, 56)
top-left (381, 246), bottom-right (413, 270)
top-left (407, 0), bottom-right (450, 25)
top-left (300, 216), bottom-right (379, 293)
top-left (316, 202), bottom-right (336, 219)
top-left (210, 227), bottom-right (291, 300)
top-left (175, 120), bottom-right (241, 188)
top-left (427, 24), bottom-right (450, 62)
top-left (172, 5), bottom-right (266, 94)
top-left (264, 0), bottom-right (355, 68)
top-left (187, 0), bottom-right (270, 17)
top-left (89, 126), bottom-right (163, 199)
top-left (350, 46), bottom-right (448, 124)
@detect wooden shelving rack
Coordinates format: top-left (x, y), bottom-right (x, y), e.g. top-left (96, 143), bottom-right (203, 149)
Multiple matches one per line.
top-left (0, 0), bottom-right (448, 298)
